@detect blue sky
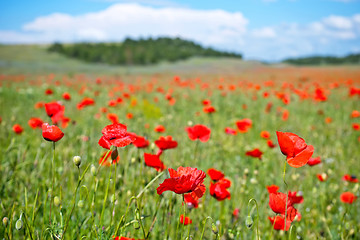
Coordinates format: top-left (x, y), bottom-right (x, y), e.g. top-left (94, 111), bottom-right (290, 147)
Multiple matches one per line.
top-left (1, 0), bottom-right (360, 61)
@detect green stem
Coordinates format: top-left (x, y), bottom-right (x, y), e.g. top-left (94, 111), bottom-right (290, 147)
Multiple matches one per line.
top-left (99, 165), bottom-right (112, 227)
top-left (49, 142), bottom-right (55, 225)
top-left (136, 171), bottom-right (164, 199)
top-left (180, 194), bottom-right (186, 240)
top-left (283, 161), bottom-right (289, 232)
top-left (22, 213), bottom-right (34, 240)
top-left (114, 196), bottom-right (137, 236)
top-left (200, 216), bottom-right (214, 240)
top-left (248, 198), bottom-right (260, 240)
top-left (110, 163), bottom-right (117, 229)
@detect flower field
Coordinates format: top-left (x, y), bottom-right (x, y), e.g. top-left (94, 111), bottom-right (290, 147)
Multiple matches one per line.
top-left (0, 66), bottom-right (360, 239)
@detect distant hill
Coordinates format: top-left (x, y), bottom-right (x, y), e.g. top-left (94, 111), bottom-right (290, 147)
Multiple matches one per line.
top-left (282, 53), bottom-right (360, 65)
top-left (48, 37), bottom-right (242, 66)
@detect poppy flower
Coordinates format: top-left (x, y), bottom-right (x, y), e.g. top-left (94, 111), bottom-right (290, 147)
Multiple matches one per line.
top-left (157, 167), bottom-right (206, 196)
top-left (34, 101), bottom-right (45, 109)
top-left (266, 185), bottom-right (279, 194)
top-left (184, 184), bottom-right (206, 209)
top-left (342, 174), bottom-right (358, 183)
top-left (126, 113), bottom-right (133, 119)
top-left (287, 191), bottom-right (304, 205)
top-left (45, 102), bottom-right (65, 120)
top-left (236, 119), bottom-right (252, 133)
top-left (203, 106), bottom-right (216, 114)
top-left (268, 216), bottom-right (291, 231)
top-left (42, 123), bottom-right (64, 142)
top-left (260, 131), bottom-right (270, 139)
top-left (108, 100), bottom-right (117, 107)
top-left (45, 88), bottom-right (53, 95)
top-left (282, 110), bottom-right (289, 121)
top-left (225, 127), bottom-right (237, 135)
top-left (276, 131), bottom-right (314, 168)
top-left (130, 134), bottom-right (149, 148)
top-left (154, 136), bottom-right (178, 150)
top-left (12, 124), bottom-right (24, 134)
top-left (245, 148), bottom-right (263, 159)
top-left (340, 192), bottom-right (357, 204)
top-left (28, 117), bottom-right (43, 129)
top-left (99, 151), bottom-right (120, 166)
top-left (154, 125), bottom-right (166, 133)
top-left (267, 140), bottom-right (276, 148)
top-left (107, 113), bottom-right (119, 124)
top-left (180, 215), bottom-right (192, 225)
top-left (207, 168), bottom-right (225, 182)
top-left (307, 157), bottom-right (321, 166)
top-left (233, 208), bottom-right (240, 219)
top-left (352, 123), bottom-right (360, 131)
top-left (113, 237), bottom-right (142, 240)
top-left (317, 173), bottom-right (327, 182)
top-left (269, 192), bottom-right (298, 221)
top-left (98, 123), bottom-right (136, 149)
top-left (202, 99), bottom-right (211, 105)
top-left (210, 178), bottom-right (231, 201)
top-left (351, 110), bottom-right (360, 118)
top-left (186, 124), bottom-right (211, 142)
top-left (62, 92), bottom-right (71, 100)
top-left (144, 153), bottom-right (166, 172)
top-left (77, 97), bottom-right (95, 110)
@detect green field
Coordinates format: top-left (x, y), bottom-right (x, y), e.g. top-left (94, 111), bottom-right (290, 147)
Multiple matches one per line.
top-left (0, 45), bottom-right (360, 240)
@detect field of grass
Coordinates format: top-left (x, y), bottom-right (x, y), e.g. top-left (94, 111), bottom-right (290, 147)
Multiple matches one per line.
top-left (0, 45), bottom-right (360, 239)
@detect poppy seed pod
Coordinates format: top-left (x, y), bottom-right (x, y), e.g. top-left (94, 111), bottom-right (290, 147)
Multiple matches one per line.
top-left (245, 215), bottom-right (253, 229)
top-left (73, 156), bottom-right (81, 167)
top-left (15, 218), bottom-right (23, 230)
top-left (2, 217), bottom-right (8, 227)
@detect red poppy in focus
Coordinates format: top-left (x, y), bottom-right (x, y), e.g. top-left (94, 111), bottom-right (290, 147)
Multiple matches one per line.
top-left (45, 102), bottom-right (65, 119)
top-left (352, 123), bottom-right (360, 131)
top-left (154, 125), bottom-right (166, 133)
top-left (42, 123), bottom-right (64, 142)
top-left (99, 151), bottom-right (120, 166)
top-left (288, 191), bottom-right (304, 205)
top-left (207, 168), bottom-right (225, 181)
top-left (351, 110), bottom-right (360, 118)
top-left (184, 184), bottom-right (206, 208)
top-left (268, 216), bottom-right (291, 231)
top-left (186, 124), bottom-right (211, 142)
top-left (129, 133), bottom-right (149, 148)
top-left (236, 119), bottom-right (252, 133)
top-left (98, 123), bottom-right (136, 149)
top-left (107, 113), bottom-right (119, 124)
top-left (144, 153), bottom-right (166, 171)
top-left (260, 131), bottom-right (270, 139)
top-left (180, 215), bottom-right (192, 225)
top-left (267, 140), bottom-right (276, 148)
top-left (62, 92), bottom-right (71, 100)
top-left (276, 131), bottom-right (314, 168)
top-left (269, 192), bottom-right (298, 221)
top-left (77, 97), bottom-right (95, 110)
top-left (203, 106), bottom-right (216, 114)
top-left (225, 127), bottom-right (237, 135)
top-left (245, 148), bottom-right (263, 159)
top-left (157, 167), bottom-right (206, 196)
top-left (45, 88), bottom-right (53, 95)
top-left (12, 124), bottom-right (24, 134)
top-left (210, 178), bottom-right (231, 201)
top-left (342, 174), bottom-right (358, 183)
top-left (155, 136), bottom-right (178, 150)
top-left (28, 117), bottom-right (43, 129)
top-left (266, 185), bottom-right (279, 194)
top-left (340, 192), bottom-right (357, 204)
top-left (307, 157), bottom-right (321, 166)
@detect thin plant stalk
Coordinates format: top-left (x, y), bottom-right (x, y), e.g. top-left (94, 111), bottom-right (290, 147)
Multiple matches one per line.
top-left (49, 142), bottom-right (55, 224)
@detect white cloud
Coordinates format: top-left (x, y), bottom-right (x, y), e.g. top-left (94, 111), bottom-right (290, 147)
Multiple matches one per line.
top-left (323, 15), bottom-right (353, 29)
top-left (251, 27), bottom-right (276, 38)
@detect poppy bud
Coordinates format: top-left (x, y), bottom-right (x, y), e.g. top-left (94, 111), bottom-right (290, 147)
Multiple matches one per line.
top-left (15, 218), bottom-right (23, 230)
top-left (2, 217), bottom-right (8, 227)
top-left (73, 156), bottom-right (81, 167)
top-left (77, 200), bottom-right (84, 208)
top-left (54, 196), bottom-right (61, 207)
top-left (212, 223), bottom-right (218, 234)
top-left (111, 148), bottom-right (118, 160)
top-left (91, 164), bottom-right (96, 176)
top-left (245, 215), bottom-right (253, 229)
top-left (133, 220), bottom-right (140, 230)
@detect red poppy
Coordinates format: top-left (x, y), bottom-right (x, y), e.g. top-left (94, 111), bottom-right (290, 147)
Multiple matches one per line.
top-left (113, 237), bottom-right (142, 240)
top-left (282, 109), bottom-right (289, 121)
top-left (42, 123), bottom-right (64, 142)
top-left (307, 157), bottom-right (321, 166)
top-left (210, 178), bottom-right (231, 201)
top-left (203, 106), bottom-right (216, 114)
top-left (99, 151), bottom-right (120, 166)
top-left (180, 215), bottom-right (192, 225)
top-left (108, 100), bottom-right (117, 107)
top-left (352, 123), bottom-right (360, 131)
top-left (157, 167), bottom-right (206, 196)
top-left (268, 216), bottom-right (291, 231)
top-left (77, 97), bottom-right (95, 110)
top-left (62, 92), bottom-right (71, 100)
top-left (12, 124), bottom-right (24, 134)
top-left (186, 124), bottom-right (211, 142)
top-left (276, 131), bottom-right (314, 168)
top-left (45, 88), bottom-right (53, 95)
top-left (154, 125), bottom-right (166, 133)
top-left (107, 113), bottom-right (119, 124)
top-left (245, 148), bottom-right (263, 159)
top-left (28, 117), bottom-right (43, 129)
top-left (267, 140), bottom-right (276, 148)
top-left (184, 184), bottom-right (206, 208)
top-left (34, 101), bottom-right (45, 109)
top-left (342, 174), bottom-right (358, 183)
top-left (144, 153), bottom-right (166, 172)
top-left (207, 168), bottom-right (225, 182)
top-left (129, 133), bottom-right (149, 148)
top-left (233, 208), bottom-right (240, 219)
top-left (236, 119), bottom-right (252, 133)
top-left (266, 185), bottom-right (279, 194)
top-left (269, 192), bottom-right (298, 221)
top-left (260, 131), bottom-right (270, 139)
top-left (351, 110), bottom-right (360, 118)
top-left (126, 113), bottom-right (133, 119)
top-left (225, 127), bottom-right (237, 135)
top-left (45, 102), bottom-right (65, 120)
top-left (317, 173), bottom-right (327, 182)
top-left (340, 192), bottom-right (357, 204)
top-left (154, 136), bottom-right (178, 150)
top-left (202, 99), bottom-right (211, 105)
top-left (287, 191), bottom-right (304, 205)
top-left (98, 123), bottom-right (136, 149)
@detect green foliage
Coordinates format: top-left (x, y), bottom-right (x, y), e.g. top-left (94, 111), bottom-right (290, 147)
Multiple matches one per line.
top-left (47, 37), bottom-right (242, 65)
top-left (283, 53), bottom-right (360, 65)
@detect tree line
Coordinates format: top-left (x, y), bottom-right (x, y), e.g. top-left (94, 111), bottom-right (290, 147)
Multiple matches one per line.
top-left (48, 37), bottom-right (242, 65)
top-left (282, 53), bottom-right (360, 65)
